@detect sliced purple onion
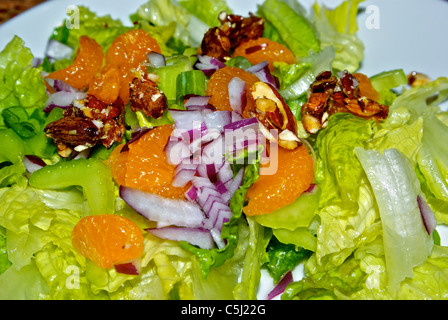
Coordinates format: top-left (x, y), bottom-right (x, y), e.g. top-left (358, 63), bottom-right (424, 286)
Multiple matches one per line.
top-left (172, 162), bottom-right (198, 187)
top-left (267, 271), bottom-right (293, 300)
top-left (146, 52), bottom-right (166, 68)
top-left (23, 155), bottom-right (46, 173)
top-left (53, 79), bottom-right (79, 93)
top-left (45, 39), bottom-right (73, 61)
top-left (44, 91), bottom-right (87, 113)
top-left (147, 227), bottom-right (215, 250)
top-left (185, 186), bottom-right (198, 202)
top-left (114, 258), bottom-right (141, 275)
top-left (121, 128), bottom-right (151, 153)
top-left (204, 111), bottom-right (232, 132)
top-left (417, 195), bottom-right (437, 235)
top-left (223, 116), bottom-right (258, 131)
top-left (228, 77), bottom-right (247, 114)
top-left (168, 109), bottom-right (204, 131)
top-left (185, 95), bottom-right (211, 108)
top-left (120, 186), bottom-right (206, 228)
top-left (246, 60), bottom-right (280, 89)
top-left (194, 55), bottom-right (226, 77)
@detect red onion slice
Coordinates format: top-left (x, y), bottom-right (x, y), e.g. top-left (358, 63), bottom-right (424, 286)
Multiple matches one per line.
top-left (417, 195), bottom-right (437, 235)
top-left (114, 258), bottom-right (141, 275)
top-left (147, 227), bottom-right (215, 250)
top-left (194, 55), bottom-right (226, 77)
top-left (44, 91), bottom-right (87, 112)
top-left (120, 186), bottom-right (206, 228)
top-left (146, 52), bottom-right (166, 68)
top-left (228, 77), bottom-right (247, 114)
top-left (45, 39), bottom-right (73, 61)
top-left (267, 271), bottom-right (293, 300)
top-left (23, 155), bottom-right (46, 173)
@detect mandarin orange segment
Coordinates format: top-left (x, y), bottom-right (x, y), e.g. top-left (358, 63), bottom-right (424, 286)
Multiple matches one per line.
top-left (104, 143), bottom-right (128, 187)
top-left (104, 29), bottom-right (161, 104)
top-left (206, 66), bottom-right (259, 112)
top-left (105, 125), bottom-right (188, 199)
top-left (88, 66), bottom-right (121, 105)
top-left (72, 214), bottom-right (144, 269)
top-left (244, 144), bottom-right (314, 216)
top-left (47, 35), bottom-right (104, 90)
top-left (233, 37), bottom-right (296, 71)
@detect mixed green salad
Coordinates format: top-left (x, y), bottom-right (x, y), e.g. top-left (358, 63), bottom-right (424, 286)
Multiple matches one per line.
top-left (1, 0), bottom-right (448, 300)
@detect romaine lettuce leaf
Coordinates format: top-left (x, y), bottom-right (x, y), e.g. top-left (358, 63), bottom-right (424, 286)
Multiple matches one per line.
top-left (233, 216), bottom-right (271, 300)
top-left (258, 0), bottom-right (320, 58)
top-left (0, 36), bottom-right (48, 125)
top-left (355, 147), bottom-right (433, 294)
top-left (178, 0), bottom-right (231, 27)
top-left (52, 6), bottom-right (131, 52)
top-left (134, 0), bottom-right (208, 49)
top-left (311, 0), bottom-right (364, 73)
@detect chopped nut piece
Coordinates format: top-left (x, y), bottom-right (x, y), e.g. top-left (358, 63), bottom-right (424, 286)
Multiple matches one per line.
top-left (199, 12), bottom-right (264, 62)
top-left (129, 76), bottom-right (168, 119)
top-left (301, 70), bottom-right (389, 134)
top-left (200, 27), bottom-right (232, 61)
top-left (407, 71), bottom-right (431, 87)
top-left (45, 95), bottom-right (125, 157)
top-left (248, 81), bottom-right (300, 149)
top-left (218, 12), bottom-right (264, 48)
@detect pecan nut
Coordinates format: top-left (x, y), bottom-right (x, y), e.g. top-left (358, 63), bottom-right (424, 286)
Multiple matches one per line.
top-left (199, 12), bottom-right (264, 62)
top-left (129, 76), bottom-right (168, 119)
top-left (248, 81), bottom-right (300, 150)
top-left (301, 70), bottom-right (389, 134)
top-left (45, 95), bottom-right (125, 157)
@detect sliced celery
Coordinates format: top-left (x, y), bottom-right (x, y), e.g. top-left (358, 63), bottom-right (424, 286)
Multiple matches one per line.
top-left (370, 69), bottom-right (408, 91)
top-left (28, 158), bottom-right (115, 215)
top-left (176, 70), bottom-right (206, 103)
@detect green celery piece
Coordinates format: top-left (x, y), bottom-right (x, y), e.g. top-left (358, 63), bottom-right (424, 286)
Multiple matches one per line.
top-left (154, 55), bottom-right (192, 102)
top-left (370, 69), bottom-right (408, 92)
top-left (28, 158), bottom-right (115, 215)
top-left (176, 70), bottom-right (206, 104)
top-left (0, 128), bottom-right (25, 164)
top-left (258, 0), bottom-right (320, 57)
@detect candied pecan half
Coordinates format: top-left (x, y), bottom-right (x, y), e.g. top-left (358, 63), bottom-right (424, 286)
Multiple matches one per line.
top-left (248, 81), bottom-right (301, 150)
top-left (45, 95), bottom-right (125, 157)
top-left (218, 12), bottom-right (264, 48)
top-left (129, 76), bottom-right (168, 119)
top-left (407, 71), bottom-right (431, 87)
top-left (45, 109), bottom-right (102, 156)
top-left (199, 12), bottom-right (264, 62)
top-left (200, 27), bottom-right (232, 61)
top-left (301, 70), bottom-right (389, 134)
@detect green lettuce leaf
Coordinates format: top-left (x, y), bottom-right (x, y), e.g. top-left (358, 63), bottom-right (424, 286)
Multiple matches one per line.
top-left (355, 147), bottom-right (433, 294)
top-left (233, 217), bottom-right (271, 300)
top-left (134, 0), bottom-right (208, 49)
top-left (178, 0), bottom-right (231, 27)
top-left (52, 6), bottom-right (131, 52)
top-left (258, 0), bottom-right (320, 58)
top-left (0, 36), bottom-right (48, 125)
top-left (311, 0), bottom-right (364, 73)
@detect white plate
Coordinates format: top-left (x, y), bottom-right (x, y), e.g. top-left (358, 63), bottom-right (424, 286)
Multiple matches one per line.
top-left (0, 0), bottom-right (447, 300)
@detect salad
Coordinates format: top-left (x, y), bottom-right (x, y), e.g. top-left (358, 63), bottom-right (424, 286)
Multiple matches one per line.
top-left (0, 0), bottom-right (448, 300)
